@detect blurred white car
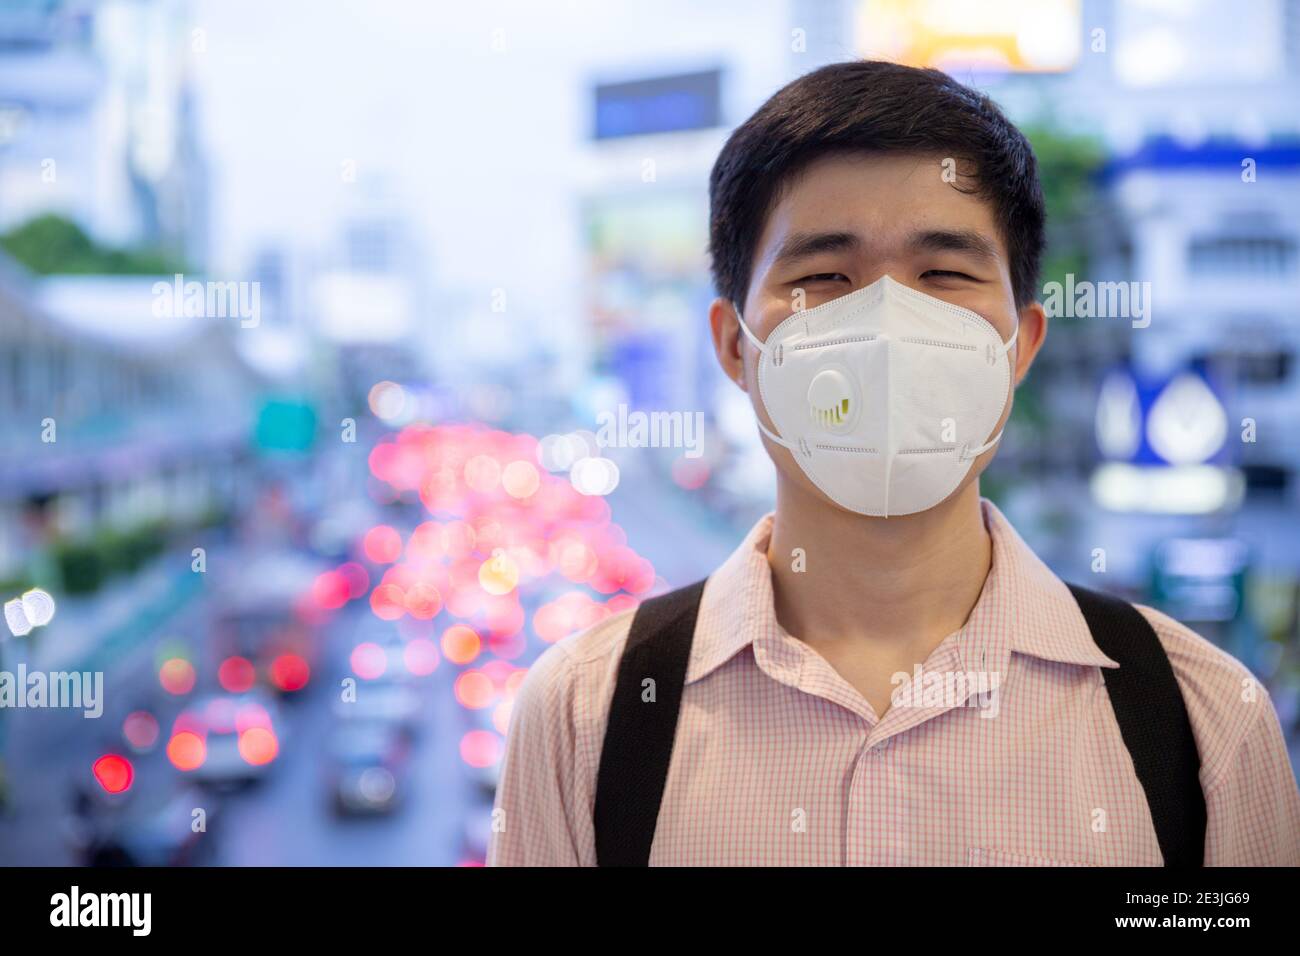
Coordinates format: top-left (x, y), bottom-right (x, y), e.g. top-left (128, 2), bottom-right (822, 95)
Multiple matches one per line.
top-left (170, 691), bottom-right (285, 788)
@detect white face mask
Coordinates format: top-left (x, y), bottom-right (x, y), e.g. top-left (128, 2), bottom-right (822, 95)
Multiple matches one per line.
top-left (736, 274), bottom-right (1017, 517)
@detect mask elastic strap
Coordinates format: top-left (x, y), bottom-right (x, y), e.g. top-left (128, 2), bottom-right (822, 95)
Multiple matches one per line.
top-left (733, 302), bottom-right (794, 450)
top-left (962, 428), bottom-right (1004, 461)
top-left (732, 301), bottom-right (770, 358)
top-left (753, 415), bottom-right (794, 450)
top-left (999, 323), bottom-right (1018, 357)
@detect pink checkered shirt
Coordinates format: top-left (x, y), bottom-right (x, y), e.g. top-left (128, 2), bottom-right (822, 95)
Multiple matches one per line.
top-left (488, 500), bottom-right (1300, 866)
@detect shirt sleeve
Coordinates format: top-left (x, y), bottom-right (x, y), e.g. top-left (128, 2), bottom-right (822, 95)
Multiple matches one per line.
top-left (487, 643), bottom-right (591, 866)
top-left (1203, 690), bottom-right (1300, 866)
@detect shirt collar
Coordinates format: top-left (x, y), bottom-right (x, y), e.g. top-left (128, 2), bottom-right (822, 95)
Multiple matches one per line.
top-left (686, 514), bottom-right (782, 684)
top-left (981, 498), bottom-right (1119, 669)
top-left (686, 497), bottom-right (1117, 686)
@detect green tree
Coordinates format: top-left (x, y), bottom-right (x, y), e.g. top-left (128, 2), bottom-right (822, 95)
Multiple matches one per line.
top-left (0, 214), bottom-right (189, 275)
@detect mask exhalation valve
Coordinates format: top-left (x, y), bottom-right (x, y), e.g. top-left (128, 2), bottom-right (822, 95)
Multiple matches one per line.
top-left (807, 368), bottom-right (855, 432)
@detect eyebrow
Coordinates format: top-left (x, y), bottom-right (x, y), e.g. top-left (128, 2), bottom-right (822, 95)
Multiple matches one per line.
top-left (769, 228), bottom-right (1000, 274)
top-left (908, 229), bottom-right (1000, 262)
top-left (770, 230), bottom-right (863, 269)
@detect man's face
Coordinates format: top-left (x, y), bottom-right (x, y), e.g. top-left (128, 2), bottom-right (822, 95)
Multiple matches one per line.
top-left (711, 150), bottom-right (1047, 513)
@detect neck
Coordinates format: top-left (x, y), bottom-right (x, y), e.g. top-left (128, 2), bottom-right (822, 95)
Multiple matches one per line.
top-left (767, 479), bottom-right (992, 652)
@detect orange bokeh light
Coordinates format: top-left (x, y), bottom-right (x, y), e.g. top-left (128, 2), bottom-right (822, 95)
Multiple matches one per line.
top-left (159, 657), bottom-right (196, 695)
top-left (167, 731), bottom-right (207, 772)
top-left (478, 551), bottom-right (519, 595)
top-left (405, 582), bottom-right (443, 619)
top-left (501, 460), bottom-right (540, 498)
top-left (239, 727), bottom-right (279, 766)
top-left (454, 671), bottom-right (495, 709)
top-left (441, 625), bottom-right (481, 665)
top-left (370, 583), bottom-right (406, 621)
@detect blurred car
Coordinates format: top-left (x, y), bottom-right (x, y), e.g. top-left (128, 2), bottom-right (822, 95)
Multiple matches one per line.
top-left (169, 691), bottom-right (285, 789)
top-left (325, 720), bottom-right (411, 816)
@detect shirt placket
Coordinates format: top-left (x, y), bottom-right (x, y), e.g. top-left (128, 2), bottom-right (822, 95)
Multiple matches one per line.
top-left (754, 621), bottom-right (1012, 866)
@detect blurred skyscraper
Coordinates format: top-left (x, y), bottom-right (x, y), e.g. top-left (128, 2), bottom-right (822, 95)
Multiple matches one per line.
top-left (0, 0), bottom-right (209, 262)
top-left (0, 0), bottom-right (252, 598)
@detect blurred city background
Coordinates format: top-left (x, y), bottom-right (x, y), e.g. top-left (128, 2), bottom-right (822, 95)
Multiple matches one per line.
top-left (0, 0), bottom-right (1298, 866)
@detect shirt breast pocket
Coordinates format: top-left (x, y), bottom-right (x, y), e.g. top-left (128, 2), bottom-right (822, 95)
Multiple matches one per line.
top-left (967, 847), bottom-right (1091, 867)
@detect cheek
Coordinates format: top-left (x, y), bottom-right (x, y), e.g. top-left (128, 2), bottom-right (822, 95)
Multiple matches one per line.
top-left (960, 278), bottom-right (1017, 337)
top-left (989, 289), bottom-right (1020, 342)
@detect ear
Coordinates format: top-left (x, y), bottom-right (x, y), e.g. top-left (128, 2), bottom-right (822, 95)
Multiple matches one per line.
top-left (709, 296), bottom-right (748, 392)
top-left (1011, 300), bottom-right (1048, 386)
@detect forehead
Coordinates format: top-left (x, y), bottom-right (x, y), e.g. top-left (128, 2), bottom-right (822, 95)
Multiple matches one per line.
top-left (753, 151), bottom-right (1005, 268)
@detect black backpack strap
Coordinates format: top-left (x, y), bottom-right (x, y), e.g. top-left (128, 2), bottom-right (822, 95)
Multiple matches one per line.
top-left (1067, 583), bottom-right (1207, 866)
top-left (593, 578), bottom-right (707, 867)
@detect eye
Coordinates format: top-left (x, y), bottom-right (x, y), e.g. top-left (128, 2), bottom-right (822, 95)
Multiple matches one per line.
top-left (921, 269), bottom-right (976, 281)
top-left (796, 273), bottom-right (850, 284)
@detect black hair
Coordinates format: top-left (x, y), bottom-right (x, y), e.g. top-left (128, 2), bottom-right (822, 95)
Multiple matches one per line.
top-left (708, 60), bottom-right (1045, 308)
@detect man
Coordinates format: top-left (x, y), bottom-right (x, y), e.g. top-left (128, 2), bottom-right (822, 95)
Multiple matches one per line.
top-left (489, 61), bottom-right (1300, 866)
